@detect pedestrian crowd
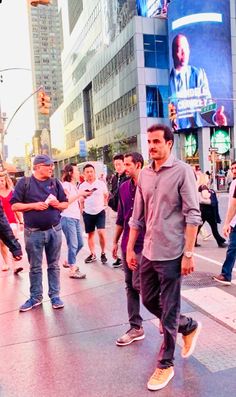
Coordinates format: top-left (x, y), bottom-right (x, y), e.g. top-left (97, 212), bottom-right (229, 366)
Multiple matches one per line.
top-left (0, 123), bottom-right (235, 391)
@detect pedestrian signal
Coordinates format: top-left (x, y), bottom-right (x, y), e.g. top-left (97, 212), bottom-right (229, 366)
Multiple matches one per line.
top-left (168, 103), bottom-right (177, 121)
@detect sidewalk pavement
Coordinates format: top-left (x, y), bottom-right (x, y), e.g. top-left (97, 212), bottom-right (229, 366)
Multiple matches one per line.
top-left (0, 216), bottom-right (236, 396)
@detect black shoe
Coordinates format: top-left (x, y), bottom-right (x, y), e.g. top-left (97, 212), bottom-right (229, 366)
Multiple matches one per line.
top-left (112, 258), bottom-right (122, 268)
top-left (101, 253), bottom-right (108, 264)
top-left (84, 254), bottom-right (96, 263)
top-left (218, 242), bottom-right (228, 248)
top-left (195, 243), bottom-right (201, 247)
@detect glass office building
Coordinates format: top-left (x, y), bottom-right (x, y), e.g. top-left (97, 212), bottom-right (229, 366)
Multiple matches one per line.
top-left (50, 0), bottom-right (170, 171)
top-left (50, 0), bottom-right (236, 175)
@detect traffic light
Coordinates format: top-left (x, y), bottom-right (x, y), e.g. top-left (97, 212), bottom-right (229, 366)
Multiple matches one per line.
top-left (168, 103), bottom-right (177, 121)
top-left (30, 0), bottom-right (51, 7)
top-left (38, 91), bottom-right (51, 115)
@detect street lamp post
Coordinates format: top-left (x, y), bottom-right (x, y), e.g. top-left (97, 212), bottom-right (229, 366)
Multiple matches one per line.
top-left (0, 109), bottom-right (7, 170)
top-left (209, 146), bottom-right (218, 190)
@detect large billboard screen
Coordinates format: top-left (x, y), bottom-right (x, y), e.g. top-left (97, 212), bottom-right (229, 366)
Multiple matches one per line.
top-left (136, 1), bottom-right (171, 17)
top-left (168, 0), bottom-right (233, 131)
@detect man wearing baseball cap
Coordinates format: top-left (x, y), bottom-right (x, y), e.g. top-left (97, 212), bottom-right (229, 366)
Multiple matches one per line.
top-left (11, 154), bottom-right (68, 312)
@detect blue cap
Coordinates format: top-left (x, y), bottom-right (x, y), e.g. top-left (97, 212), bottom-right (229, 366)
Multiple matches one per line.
top-left (33, 154), bottom-right (53, 166)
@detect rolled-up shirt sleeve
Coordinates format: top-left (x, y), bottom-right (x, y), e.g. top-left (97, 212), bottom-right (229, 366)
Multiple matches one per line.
top-left (181, 167), bottom-right (202, 226)
top-left (129, 182), bottom-right (145, 231)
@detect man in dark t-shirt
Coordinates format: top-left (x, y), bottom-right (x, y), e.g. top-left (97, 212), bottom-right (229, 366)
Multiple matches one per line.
top-left (11, 154), bottom-right (68, 312)
top-left (108, 154), bottom-right (129, 267)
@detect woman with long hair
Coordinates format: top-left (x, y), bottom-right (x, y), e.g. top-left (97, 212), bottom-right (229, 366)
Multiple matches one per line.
top-left (196, 172), bottom-right (226, 247)
top-left (61, 163), bottom-right (91, 279)
top-left (0, 171), bottom-right (24, 273)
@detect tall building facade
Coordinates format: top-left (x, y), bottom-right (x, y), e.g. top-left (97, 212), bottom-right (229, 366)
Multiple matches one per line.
top-left (51, 0), bottom-right (169, 173)
top-left (28, 0), bottom-right (63, 155)
top-left (50, 0), bottom-right (236, 178)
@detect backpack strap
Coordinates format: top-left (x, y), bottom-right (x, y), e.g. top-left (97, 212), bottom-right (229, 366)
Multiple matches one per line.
top-left (22, 176), bottom-right (31, 201)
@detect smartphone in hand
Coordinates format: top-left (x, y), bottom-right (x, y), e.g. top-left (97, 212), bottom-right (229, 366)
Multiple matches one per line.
top-left (84, 188), bottom-right (97, 192)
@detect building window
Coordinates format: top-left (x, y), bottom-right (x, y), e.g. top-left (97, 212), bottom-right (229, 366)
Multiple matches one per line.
top-left (93, 37), bottom-right (134, 93)
top-left (95, 87), bottom-right (137, 131)
top-left (146, 85), bottom-right (169, 118)
top-left (143, 34), bottom-right (168, 69)
top-left (68, 0), bottom-right (83, 34)
top-left (66, 124), bottom-right (84, 150)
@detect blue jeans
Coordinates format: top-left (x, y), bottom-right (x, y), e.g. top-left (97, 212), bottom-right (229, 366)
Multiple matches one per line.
top-left (221, 225), bottom-right (236, 281)
top-left (61, 217), bottom-right (83, 265)
top-left (24, 224), bottom-right (62, 300)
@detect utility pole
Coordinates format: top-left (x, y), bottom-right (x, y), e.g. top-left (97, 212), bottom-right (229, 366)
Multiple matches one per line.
top-left (0, 86), bottom-right (43, 171)
top-left (0, 108), bottom-right (7, 170)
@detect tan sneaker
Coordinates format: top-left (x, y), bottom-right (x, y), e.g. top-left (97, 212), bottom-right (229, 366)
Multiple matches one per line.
top-left (69, 269), bottom-right (86, 279)
top-left (2, 264), bottom-right (9, 271)
top-left (116, 327), bottom-right (145, 346)
top-left (147, 367), bottom-right (174, 391)
top-left (182, 321), bottom-right (202, 358)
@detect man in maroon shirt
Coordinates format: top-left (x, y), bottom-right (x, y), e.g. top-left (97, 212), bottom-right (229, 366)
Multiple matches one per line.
top-left (112, 152), bottom-right (145, 345)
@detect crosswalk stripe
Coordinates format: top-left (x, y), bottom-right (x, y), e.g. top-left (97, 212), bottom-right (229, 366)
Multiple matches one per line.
top-left (194, 253), bottom-right (236, 273)
top-left (181, 286), bottom-right (236, 330)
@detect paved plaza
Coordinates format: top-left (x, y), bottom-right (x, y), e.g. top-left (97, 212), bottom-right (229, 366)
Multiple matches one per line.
top-left (0, 197), bottom-right (236, 396)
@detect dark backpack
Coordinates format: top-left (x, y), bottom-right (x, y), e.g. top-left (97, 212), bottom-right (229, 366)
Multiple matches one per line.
top-left (22, 176), bottom-right (59, 200)
top-left (108, 188), bottom-right (119, 212)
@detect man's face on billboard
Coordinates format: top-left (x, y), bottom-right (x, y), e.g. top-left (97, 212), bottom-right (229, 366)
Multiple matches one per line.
top-left (172, 35), bottom-right (190, 71)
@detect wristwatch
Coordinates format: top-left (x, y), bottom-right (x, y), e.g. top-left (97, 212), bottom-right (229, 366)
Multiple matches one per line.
top-left (184, 251), bottom-right (193, 258)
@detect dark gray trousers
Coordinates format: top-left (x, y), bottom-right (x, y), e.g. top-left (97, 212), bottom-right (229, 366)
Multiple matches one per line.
top-left (122, 252), bottom-right (143, 329)
top-left (140, 255), bottom-right (197, 368)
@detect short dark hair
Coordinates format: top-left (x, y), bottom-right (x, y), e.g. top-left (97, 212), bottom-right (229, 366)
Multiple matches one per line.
top-left (113, 154), bottom-right (124, 162)
top-left (124, 152), bottom-right (144, 168)
top-left (61, 163), bottom-right (74, 182)
top-left (83, 163), bottom-right (95, 172)
top-left (231, 161), bottom-right (236, 167)
top-left (147, 123), bottom-right (174, 145)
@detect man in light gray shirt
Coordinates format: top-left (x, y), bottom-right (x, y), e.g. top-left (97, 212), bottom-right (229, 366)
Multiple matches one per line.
top-left (127, 124), bottom-right (202, 391)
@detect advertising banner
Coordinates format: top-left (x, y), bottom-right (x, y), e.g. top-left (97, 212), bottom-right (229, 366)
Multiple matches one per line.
top-left (168, 0), bottom-right (233, 131)
top-left (136, 0), bottom-right (170, 17)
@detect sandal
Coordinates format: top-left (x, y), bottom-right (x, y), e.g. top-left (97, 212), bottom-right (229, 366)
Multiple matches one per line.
top-left (14, 266), bottom-right (23, 274)
top-left (63, 261), bottom-right (70, 268)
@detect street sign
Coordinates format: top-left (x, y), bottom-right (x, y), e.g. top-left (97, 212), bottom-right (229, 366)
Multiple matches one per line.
top-left (201, 103), bottom-right (217, 114)
top-left (79, 140), bottom-right (87, 157)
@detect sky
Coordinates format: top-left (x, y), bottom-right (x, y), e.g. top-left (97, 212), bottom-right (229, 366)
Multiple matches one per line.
top-left (0, 0), bottom-right (35, 161)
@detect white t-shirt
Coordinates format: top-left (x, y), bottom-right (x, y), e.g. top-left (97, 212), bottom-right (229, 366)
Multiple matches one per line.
top-left (79, 179), bottom-right (108, 215)
top-left (61, 181), bottom-right (81, 220)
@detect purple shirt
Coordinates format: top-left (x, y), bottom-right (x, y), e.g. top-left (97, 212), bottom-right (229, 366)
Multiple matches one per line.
top-left (116, 179), bottom-right (145, 254)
